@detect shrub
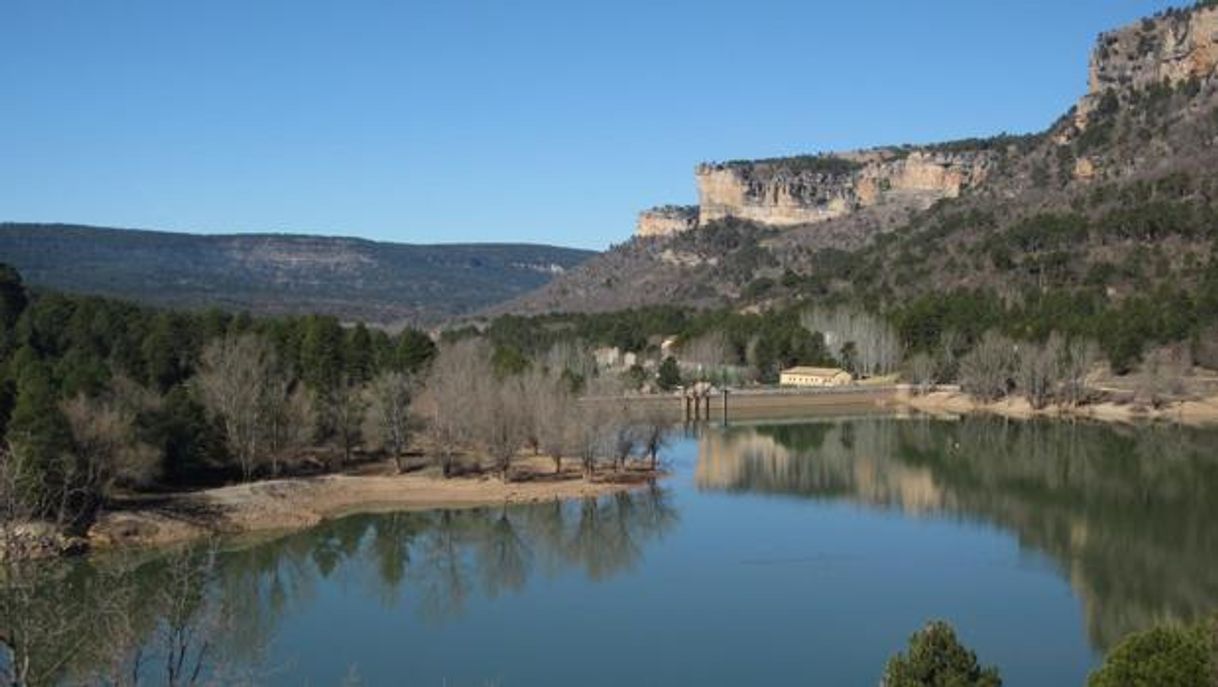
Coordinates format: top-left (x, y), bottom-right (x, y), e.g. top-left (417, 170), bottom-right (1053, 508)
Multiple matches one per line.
top-left (1088, 618), bottom-right (1215, 687)
top-left (882, 621), bottom-right (1002, 687)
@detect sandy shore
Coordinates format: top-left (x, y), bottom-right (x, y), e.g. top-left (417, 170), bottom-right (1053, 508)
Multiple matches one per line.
top-left (88, 457), bottom-right (658, 553)
top-left (892, 388), bottom-right (1218, 426)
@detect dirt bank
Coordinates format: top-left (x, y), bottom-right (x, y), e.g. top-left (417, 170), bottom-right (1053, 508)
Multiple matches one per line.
top-left (89, 457), bottom-right (658, 553)
top-left (892, 388), bottom-right (1218, 426)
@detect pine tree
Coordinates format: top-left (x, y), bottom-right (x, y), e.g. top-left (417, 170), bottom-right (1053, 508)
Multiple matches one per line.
top-left (394, 328), bottom-right (436, 373)
top-left (345, 323), bottom-right (374, 384)
top-left (657, 356), bottom-right (681, 390)
top-left (6, 361), bottom-right (74, 522)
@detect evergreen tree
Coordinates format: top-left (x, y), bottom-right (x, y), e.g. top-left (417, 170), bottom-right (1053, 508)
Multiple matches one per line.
top-left (300, 316), bottom-right (344, 392)
top-left (394, 328), bottom-right (436, 373)
top-left (345, 322), bottom-right (374, 384)
top-left (883, 621), bottom-right (1002, 687)
top-left (0, 261), bottom-right (27, 333)
top-left (6, 361), bottom-right (74, 522)
top-left (657, 356), bottom-right (681, 390)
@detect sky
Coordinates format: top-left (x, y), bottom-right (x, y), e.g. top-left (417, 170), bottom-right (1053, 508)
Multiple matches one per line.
top-left (0, 0), bottom-right (1183, 250)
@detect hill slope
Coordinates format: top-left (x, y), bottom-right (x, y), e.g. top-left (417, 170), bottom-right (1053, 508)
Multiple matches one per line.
top-left (0, 223), bottom-right (594, 324)
top-left (497, 2), bottom-right (1218, 320)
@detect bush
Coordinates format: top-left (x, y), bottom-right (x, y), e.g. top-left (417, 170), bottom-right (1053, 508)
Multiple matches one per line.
top-left (657, 356), bottom-right (681, 391)
top-left (1088, 618), bottom-right (1216, 687)
top-left (882, 621), bottom-right (1002, 687)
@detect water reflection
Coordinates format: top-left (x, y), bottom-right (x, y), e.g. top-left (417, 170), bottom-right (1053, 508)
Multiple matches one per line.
top-left (1, 484), bottom-right (676, 685)
top-left (697, 416), bottom-right (1218, 648)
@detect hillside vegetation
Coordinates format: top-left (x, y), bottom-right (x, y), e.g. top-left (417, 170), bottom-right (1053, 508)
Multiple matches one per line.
top-left (493, 2), bottom-right (1218, 380)
top-left (0, 223), bottom-right (593, 325)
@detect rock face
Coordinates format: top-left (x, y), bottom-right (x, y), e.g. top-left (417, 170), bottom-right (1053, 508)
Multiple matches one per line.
top-left (636, 205), bottom-right (699, 237)
top-left (630, 5), bottom-right (1218, 240)
top-left (1077, 4), bottom-right (1218, 125)
top-left (630, 149), bottom-right (995, 237)
top-left (693, 149), bottom-right (994, 229)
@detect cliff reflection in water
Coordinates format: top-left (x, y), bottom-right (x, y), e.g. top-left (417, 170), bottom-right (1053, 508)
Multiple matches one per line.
top-left (696, 416), bottom-right (1218, 649)
top-left (6, 485), bottom-right (676, 685)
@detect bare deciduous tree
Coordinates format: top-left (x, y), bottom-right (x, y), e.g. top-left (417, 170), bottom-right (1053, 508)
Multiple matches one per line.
top-left (1060, 338), bottom-right (1099, 407)
top-left (801, 306), bottom-right (903, 377)
top-left (1137, 347), bottom-right (1190, 409)
top-left (477, 377), bottom-right (527, 482)
top-left (197, 334), bottom-right (275, 481)
top-left (419, 340), bottom-right (492, 477)
top-left (636, 402), bottom-right (671, 471)
top-left (62, 393), bottom-right (159, 506)
top-left (1017, 337), bottom-right (1060, 410)
top-left (331, 377), bottom-right (368, 469)
top-left (262, 382), bottom-right (314, 477)
top-left (959, 331), bottom-right (1017, 402)
top-left (907, 352), bottom-right (937, 395)
top-left (534, 374), bottom-right (574, 474)
top-left (569, 402), bottom-right (611, 479)
top-left (364, 371), bottom-right (414, 473)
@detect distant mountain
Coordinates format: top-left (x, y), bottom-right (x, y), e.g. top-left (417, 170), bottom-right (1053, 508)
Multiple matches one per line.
top-left (0, 223), bottom-right (594, 324)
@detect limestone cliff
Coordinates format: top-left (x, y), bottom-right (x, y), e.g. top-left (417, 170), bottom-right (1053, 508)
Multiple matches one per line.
top-left (1075, 4), bottom-right (1218, 128)
top-left (694, 149), bottom-right (994, 228)
top-left (630, 3), bottom-right (1218, 239)
top-left (636, 205), bottom-right (698, 237)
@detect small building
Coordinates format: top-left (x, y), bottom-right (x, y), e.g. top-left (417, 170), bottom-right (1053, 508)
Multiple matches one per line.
top-left (779, 366), bottom-right (853, 388)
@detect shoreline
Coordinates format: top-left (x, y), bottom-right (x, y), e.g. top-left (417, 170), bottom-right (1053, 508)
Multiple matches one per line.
top-left (21, 386), bottom-right (1218, 560)
top-left (890, 387), bottom-right (1218, 426)
top-left (85, 457), bottom-right (660, 555)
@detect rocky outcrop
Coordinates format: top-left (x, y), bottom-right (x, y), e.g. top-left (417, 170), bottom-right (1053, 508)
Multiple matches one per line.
top-left (630, 5), bottom-right (1218, 239)
top-left (636, 205), bottom-right (699, 237)
top-left (1076, 4), bottom-right (1218, 126)
top-left (694, 149), bottom-right (994, 228)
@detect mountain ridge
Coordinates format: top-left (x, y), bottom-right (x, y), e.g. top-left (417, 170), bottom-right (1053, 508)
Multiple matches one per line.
top-left (494, 1), bottom-right (1218, 320)
top-left (0, 222), bottom-right (595, 325)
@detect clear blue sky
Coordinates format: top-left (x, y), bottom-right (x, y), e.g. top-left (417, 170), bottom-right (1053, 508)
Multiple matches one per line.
top-left (0, 0), bottom-right (1181, 249)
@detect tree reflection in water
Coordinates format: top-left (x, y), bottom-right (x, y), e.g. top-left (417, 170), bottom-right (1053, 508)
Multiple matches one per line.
top-left (697, 416), bottom-right (1218, 649)
top-left (1, 483), bottom-right (677, 684)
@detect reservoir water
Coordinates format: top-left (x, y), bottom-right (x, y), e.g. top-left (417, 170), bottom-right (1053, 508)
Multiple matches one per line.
top-left (22, 414), bottom-right (1218, 685)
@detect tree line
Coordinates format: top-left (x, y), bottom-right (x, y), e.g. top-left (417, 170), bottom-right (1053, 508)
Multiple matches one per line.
top-left (0, 265), bottom-right (676, 535)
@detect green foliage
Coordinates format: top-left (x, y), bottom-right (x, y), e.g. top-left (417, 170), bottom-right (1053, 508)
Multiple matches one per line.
top-left (882, 621), bottom-right (1002, 687)
top-left (139, 386), bottom-right (224, 486)
top-left (491, 345), bottom-right (530, 378)
top-left (0, 266), bottom-right (436, 492)
top-left (300, 316), bottom-right (345, 392)
top-left (1088, 617), bottom-right (1216, 687)
top-left (0, 263), bottom-right (28, 349)
top-left (721, 154), bottom-right (862, 176)
top-left (0, 224), bottom-right (594, 324)
top-left (344, 323), bottom-right (374, 384)
top-left (6, 361), bottom-right (76, 522)
top-left (657, 356), bottom-right (681, 391)
top-left (394, 328), bottom-right (437, 373)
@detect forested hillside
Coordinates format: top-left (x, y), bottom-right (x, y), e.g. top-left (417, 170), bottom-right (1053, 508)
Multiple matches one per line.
top-left (0, 223), bottom-right (593, 325)
top-left (496, 2), bottom-right (1218, 379)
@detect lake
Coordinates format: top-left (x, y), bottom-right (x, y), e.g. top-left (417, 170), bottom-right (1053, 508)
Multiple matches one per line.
top-left (16, 414), bottom-right (1218, 685)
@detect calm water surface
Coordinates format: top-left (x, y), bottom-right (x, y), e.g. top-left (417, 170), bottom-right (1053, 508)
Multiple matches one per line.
top-left (34, 415), bottom-right (1218, 685)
